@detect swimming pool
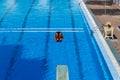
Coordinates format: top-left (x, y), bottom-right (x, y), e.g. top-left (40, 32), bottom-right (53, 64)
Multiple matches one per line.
top-left (0, 0), bottom-right (116, 80)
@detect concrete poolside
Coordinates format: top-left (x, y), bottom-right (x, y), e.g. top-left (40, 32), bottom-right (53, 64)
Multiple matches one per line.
top-left (86, 0), bottom-right (120, 65)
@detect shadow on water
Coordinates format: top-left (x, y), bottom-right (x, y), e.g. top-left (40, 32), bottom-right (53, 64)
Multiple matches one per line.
top-left (0, 45), bottom-right (48, 80)
top-left (10, 58), bottom-right (48, 80)
top-left (0, 45), bottom-right (21, 80)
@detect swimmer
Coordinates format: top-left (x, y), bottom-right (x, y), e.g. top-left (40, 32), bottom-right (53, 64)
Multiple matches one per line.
top-left (54, 32), bottom-right (63, 42)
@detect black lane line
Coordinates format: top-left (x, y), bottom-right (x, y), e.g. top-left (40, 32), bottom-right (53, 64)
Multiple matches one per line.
top-left (68, 0), bottom-right (83, 79)
top-left (0, 0), bottom-right (18, 26)
top-left (4, 45), bottom-right (20, 80)
top-left (18, 0), bottom-right (36, 41)
top-left (1, 36), bottom-right (6, 44)
top-left (4, 0), bottom-right (36, 80)
top-left (44, 0), bottom-right (52, 57)
top-left (0, 1), bottom-right (18, 79)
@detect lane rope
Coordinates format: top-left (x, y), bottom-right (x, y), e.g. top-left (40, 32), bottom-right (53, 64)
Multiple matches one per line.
top-left (0, 28), bottom-right (84, 32)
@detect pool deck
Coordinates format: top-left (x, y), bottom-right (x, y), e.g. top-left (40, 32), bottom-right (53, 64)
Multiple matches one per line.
top-left (86, 0), bottom-right (120, 66)
top-left (80, 0), bottom-right (120, 79)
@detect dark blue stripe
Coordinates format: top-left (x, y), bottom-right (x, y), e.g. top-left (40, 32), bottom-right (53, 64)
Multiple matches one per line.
top-left (4, 45), bottom-right (20, 80)
top-left (18, 0), bottom-right (36, 41)
top-left (0, 0), bottom-right (18, 26)
top-left (4, 0), bottom-right (36, 80)
top-left (44, 0), bottom-right (52, 56)
top-left (68, 0), bottom-right (83, 79)
top-left (1, 36), bottom-right (6, 44)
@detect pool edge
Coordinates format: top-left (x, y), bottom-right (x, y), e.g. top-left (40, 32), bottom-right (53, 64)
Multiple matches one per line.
top-left (79, 0), bottom-right (120, 79)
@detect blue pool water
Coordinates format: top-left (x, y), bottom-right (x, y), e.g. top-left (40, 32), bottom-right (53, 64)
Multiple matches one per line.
top-left (0, 0), bottom-right (113, 80)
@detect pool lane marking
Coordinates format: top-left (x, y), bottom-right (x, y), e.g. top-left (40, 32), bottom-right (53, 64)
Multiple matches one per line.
top-left (3, 0), bottom-right (36, 80)
top-left (68, 0), bottom-right (83, 79)
top-left (18, 0), bottom-right (36, 41)
top-left (0, 28), bottom-right (84, 32)
top-left (0, 31), bottom-right (84, 32)
top-left (44, 0), bottom-right (52, 58)
top-left (0, 28), bottom-right (84, 29)
top-left (43, 0), bottom-right (52, 78)
top-left (0, 0), bottom-right (18, 79)
top-left (0, 0), bottom-right (18, 26)
top-left (4, 45), bottom-right (20, 80)
top-left (1, 36), bottom-right (6, 44)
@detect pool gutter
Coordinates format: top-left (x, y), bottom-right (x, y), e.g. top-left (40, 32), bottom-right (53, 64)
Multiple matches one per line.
top-left (79, 0), bottom-right (120, 79)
